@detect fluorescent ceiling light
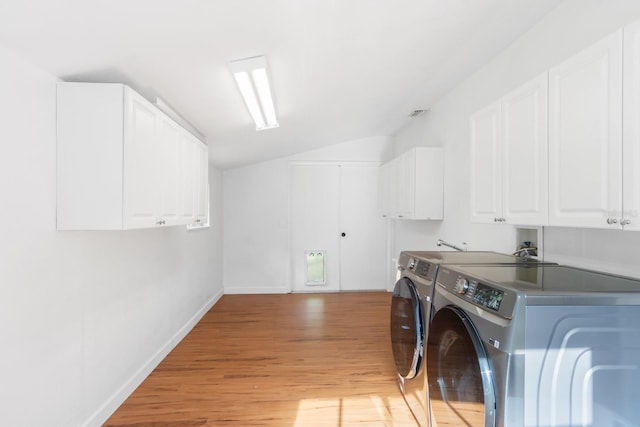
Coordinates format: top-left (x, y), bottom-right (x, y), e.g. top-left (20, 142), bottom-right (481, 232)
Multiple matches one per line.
top-left (229, 56), bottom-right (279, 131)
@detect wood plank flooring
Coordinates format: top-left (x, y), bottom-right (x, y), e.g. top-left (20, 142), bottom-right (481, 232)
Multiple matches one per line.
top-left (105, 292), bottom-right (418, 426)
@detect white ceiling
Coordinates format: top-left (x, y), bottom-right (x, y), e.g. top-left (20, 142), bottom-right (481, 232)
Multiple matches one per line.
top-left (0, 0), bottom-right (562, 169)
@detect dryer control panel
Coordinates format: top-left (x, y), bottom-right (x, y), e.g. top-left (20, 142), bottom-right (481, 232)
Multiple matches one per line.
top-left (436, 267), bottom-right (517, 320)
top-left (398, 252), bottom-right (437, 281)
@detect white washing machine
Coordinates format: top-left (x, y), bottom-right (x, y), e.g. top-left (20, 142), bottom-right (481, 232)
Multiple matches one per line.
top-left (428, 264), bottom-right (640, 427)
top-left (390, 251), bottom-right (555, 426)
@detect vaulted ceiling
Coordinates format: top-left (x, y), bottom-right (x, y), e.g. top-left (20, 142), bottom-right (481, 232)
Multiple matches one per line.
top-left (0, 0), bottom-right (562, 169)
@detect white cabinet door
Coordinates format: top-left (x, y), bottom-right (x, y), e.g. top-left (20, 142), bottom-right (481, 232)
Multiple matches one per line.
top-left (394, 151), bottom-right (414, 219)
top-left (124, 89), bottom-right (159, 229)
top-left (193, 140), bottom-right (209, 224)
top-left (380, 161), bottom-right (392, 218)
top-left (470, 102), bottom-right (502, 223)
top-left (623, 21), bottom-right (640, 231)
top-left (501, 73), bottom-right (548, 225)
top-left (548, 30), bottom-right (623, 228)
top-left (413, 147), bottom-right (444, 220)
top-left (180, 132), bottom-right (196, 223)
top-left (156, 113), bottom-right (181, 226)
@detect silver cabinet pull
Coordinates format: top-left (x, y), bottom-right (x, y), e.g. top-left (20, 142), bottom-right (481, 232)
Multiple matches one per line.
top-left (606, 218), bottom-right (618, 225)
top-left (621, 218), bottom-right (632, 226)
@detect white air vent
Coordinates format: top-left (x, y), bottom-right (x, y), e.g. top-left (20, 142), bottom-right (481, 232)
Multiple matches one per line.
top-left (408, 109), bottom-right (428, 118)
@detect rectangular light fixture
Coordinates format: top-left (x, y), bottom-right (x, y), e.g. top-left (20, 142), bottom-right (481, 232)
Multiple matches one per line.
top-left (229, 56), bottom-right (279, 131)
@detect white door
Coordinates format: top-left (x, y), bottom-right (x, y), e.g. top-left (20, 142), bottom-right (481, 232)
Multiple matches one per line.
top-left (123, 89), bottom-right (158, 229)
top-left (339, 165), bottom-right (387, 291)
top-left (623, 20), bottom-right (640, 231)
top-left (290, 163), bottom-right (386, 292)
top-left (501, 72), bottom-right (548, 225)
top-left (290, 164), bottom-right (340, 292)
top-left (548, 30), bottom-right (623, 228)
top-left (470, 102), bottom-right (502, 223)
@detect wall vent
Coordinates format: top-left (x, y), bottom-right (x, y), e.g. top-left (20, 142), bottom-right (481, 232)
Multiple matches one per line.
top-left (408, 109), bottom-right (428, 118)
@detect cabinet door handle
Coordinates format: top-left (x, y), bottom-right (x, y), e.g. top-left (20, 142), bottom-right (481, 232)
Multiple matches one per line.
top-left (621, 219), bottom-right (631, 226)
top-left (606, 218), bottom-right (618, 225)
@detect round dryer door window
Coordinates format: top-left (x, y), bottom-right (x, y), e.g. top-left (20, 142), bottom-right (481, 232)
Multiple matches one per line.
top-left (426, 306), bottom-right (496, 427)
top-left (390, 277), bottom-right (423, 379)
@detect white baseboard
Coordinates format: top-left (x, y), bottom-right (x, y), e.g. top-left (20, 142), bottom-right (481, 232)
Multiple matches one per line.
top-left (224, 285), bottom-right (289, 294)
top-left (83, 288), bottom-right (224, 427)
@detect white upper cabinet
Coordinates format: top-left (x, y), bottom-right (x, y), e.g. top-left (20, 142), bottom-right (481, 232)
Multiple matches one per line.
top-left (57, 82), bottom-right (208, 230)
top-left (471, 72), bottom-right (548, 225)
top-left (623, 20), bottom-right (640, 231)
top-left (380, 147), bottom-right (443, 220)
top-left (548, 30), bottom-right (623, 228)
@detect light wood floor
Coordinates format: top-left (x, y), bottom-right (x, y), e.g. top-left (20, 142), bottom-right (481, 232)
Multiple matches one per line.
top-left (105, 292), bottom-right (418, 426)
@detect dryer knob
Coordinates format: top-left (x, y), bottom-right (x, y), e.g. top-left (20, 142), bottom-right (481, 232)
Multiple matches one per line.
top-left (408, 258), bottom-right (417, 270)
top-left (454, 277), bottom-right (470, 295)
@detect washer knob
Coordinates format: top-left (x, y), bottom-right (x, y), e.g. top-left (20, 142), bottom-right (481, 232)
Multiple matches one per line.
top-left (454, 277), bottom-right (469, 295)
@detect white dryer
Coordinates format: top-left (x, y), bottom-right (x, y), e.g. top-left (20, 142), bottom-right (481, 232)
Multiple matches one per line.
top-left (390, 251), bottom-right (554, 426)
top-left (428, 264), bottom-right (640, 427)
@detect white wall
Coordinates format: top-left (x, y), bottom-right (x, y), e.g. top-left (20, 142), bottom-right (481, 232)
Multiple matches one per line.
top-left (223, 136), bottom-right (392, 293)
top-left (392, 0), bottom-right (640, 278)
top-left (0, 45), bottom-right (224, 426)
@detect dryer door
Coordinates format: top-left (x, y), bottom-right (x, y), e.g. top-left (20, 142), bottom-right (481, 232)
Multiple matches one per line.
top-left (426, 306), bottom-right (496, 427)
top-left (390, 277), bottom-right (423, 379)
